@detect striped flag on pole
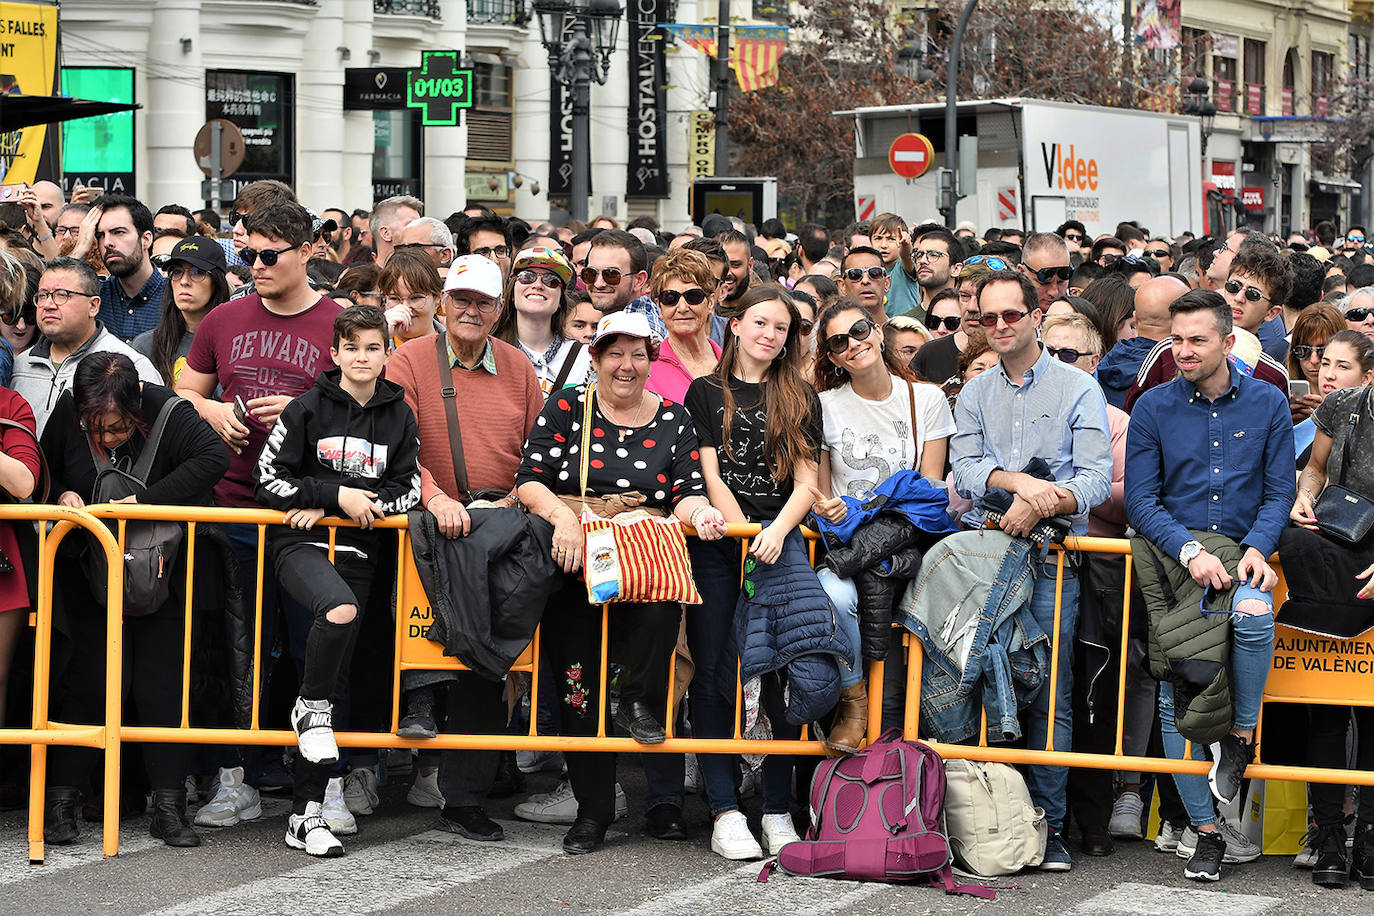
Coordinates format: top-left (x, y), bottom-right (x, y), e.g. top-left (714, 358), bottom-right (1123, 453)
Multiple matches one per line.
top-left (731, 26), bottom-right (788, 92)
top-left (660, 23), bottom-right (718, 58)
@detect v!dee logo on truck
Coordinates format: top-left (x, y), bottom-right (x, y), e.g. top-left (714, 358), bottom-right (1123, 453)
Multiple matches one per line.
top-left (1040, 142), bottom-right (1098, 191)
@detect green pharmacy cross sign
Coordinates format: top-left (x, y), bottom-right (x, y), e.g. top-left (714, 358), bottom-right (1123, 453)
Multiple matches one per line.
top-left (407, 51), bottom-right (474, 126)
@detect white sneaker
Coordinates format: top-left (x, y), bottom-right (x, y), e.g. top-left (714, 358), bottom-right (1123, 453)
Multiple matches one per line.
top-left (291, 697), bottom-right (339, 765)
top-left (322, 777), bottom-right (358, 835)
top-left (407, 768), bottom-right (445, 809)
top-left (1176, 816), bottom-right (1259, 864)
top-left (711, 810), bottom-right (763, 860)
top-left (1108, 790), bottom-right (1144, 839)
top-left (286, 801), bottom-right (344, 858)
top-left (516, 750), bottom-right (565, 774)
top-left (1154, 819), bottom-right (1185, 853)
top-left (761, 812), bottom-right (801, 855)
top-left (194, 766), bottom-right (263, 827)
top-left (343, 766), bottom-right (379, 816)
top-left (1294, 833), bottom-right (1317, 869)
top-left (513, 779), bottom-right (628, 825)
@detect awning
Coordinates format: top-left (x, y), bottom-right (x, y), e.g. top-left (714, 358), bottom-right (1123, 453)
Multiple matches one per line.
top-left (0, 95), bottom-right (142, 131)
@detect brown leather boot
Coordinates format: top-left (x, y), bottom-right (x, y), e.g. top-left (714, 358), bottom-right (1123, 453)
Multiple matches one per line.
top-left (825, 683), bottom-right (868, 756)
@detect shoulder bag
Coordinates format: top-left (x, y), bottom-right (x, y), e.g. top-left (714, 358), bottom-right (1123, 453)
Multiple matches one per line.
top-left (433, 334), bottom-right (511, 505)
top-left (576, 382), bottom-right (701, 605)
top-left (1313, 385), bottom-right (1374, 545)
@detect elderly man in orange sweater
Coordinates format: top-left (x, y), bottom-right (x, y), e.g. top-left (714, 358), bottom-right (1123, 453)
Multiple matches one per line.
top-left (386, 254), bottom-right (544, 842)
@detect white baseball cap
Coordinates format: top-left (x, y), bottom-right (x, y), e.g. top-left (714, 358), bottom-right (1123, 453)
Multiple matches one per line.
top-left (589, 310), bottom-right (659, 352)
top-left (444, 254), bottom-right (504, 299)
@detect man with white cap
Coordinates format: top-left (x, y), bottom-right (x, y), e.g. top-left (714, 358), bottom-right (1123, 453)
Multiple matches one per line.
top-left (384, 254), bottom-right (545, 842)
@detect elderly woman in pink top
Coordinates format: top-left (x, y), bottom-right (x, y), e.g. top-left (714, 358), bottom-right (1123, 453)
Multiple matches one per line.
top-left (645, 248), bottom-right (721, 403)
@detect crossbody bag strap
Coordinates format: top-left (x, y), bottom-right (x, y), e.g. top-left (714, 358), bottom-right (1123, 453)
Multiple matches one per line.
top-left (130, 396), bottom-right (184, 485)
top-left (551, 340), bottom-right (583, 392)
top-left (905, 378), bottom-right (920, 469)
top-left (434, 334), bottom-right (470, 500)
top-left (1337, 385), bottom-right (1369, 489)
top-left (579, 382), bottom-right (596, 507)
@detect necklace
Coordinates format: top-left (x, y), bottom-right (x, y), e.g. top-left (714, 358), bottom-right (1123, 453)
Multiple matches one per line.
top-left (603, 394), bottom-right (648, 442)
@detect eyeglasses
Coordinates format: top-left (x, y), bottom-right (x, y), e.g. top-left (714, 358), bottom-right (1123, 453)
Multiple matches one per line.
top-left (843, 266), bottom-right (886, 282)
top-left (824, 317), bottom-right (877, 354)
top-left (927, 315), bottom-right (962, 332)
top-left (1024, 264), bottom-right (1073, 284)
top-left (962, 255), bottom-right (1009, 271)
top-left (1200, 584), bottom-right (1227, 616)
top-left (168, 265), bottom-right (211, 282)
top-left (471, 244), bottom-right (511, 259)
top-left (383, 293), bottom-right (433, 309)
top-left (977, 309), bottom-right (1031, 328)
top-left (657, 288), bottom-right (707, 307)
top-left (1047, 345), bottom-right (1089, 363)
top-left (55, 225), bottom-right (81, 238)
top-left (515, 269), bottom-right (564, 289)
top-left (913, 249), bottom-right (948, 262)
top-left (34, 288), bottom-right (90, 306)
top-left (896, 345), bottom-right (920, 360)
top-left (1347, 307), bottom-right (1374, 322)
top-left (1224, 278), bottom-right (1269, 303)
top-left (444, 292), bottom-right (501, 313)
top-left (1145, 248), bottom-right (1171, 259)
top-left (241, 245), bottom-right (296, 267)
top-left (798, 319), bottom-right (814, 335)
top-left (580, 266), bottom-right (624, 287)
top-left (1291, 344), bottom-right (1326, 361)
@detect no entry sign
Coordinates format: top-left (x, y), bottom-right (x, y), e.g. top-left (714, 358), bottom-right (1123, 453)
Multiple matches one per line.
top-left (888, 132), bottom-right (934, 180)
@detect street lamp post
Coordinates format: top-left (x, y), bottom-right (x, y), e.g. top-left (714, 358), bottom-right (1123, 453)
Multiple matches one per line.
top-left (534, 0), bottom-right (623, 223)
top-left (941, 0), bottom-right (979, 230)
top-left (1181, 75), bottom-right (1217, 158)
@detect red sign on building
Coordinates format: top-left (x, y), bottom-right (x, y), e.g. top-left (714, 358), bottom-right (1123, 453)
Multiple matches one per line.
top-left (1246, 83), bottom-right (1262, 115)
top-left (1241, 186), bottom-right (1265, 210)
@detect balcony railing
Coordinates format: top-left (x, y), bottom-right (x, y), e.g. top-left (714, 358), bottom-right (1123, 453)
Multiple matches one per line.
top-left (468, 0), bottom-right (529, 25)
top-left (374, 0), bottom-right (443, 18)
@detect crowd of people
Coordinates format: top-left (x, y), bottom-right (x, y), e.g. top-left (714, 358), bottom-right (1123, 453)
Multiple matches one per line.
top-left (2, 178), bottom-right (1374, 889)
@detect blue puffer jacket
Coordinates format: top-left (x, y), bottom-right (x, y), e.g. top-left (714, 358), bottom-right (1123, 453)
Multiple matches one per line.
top-left (1096, 336), bottom-right (1158, 410)
top-left (726, 526), bottom-right (855, 725)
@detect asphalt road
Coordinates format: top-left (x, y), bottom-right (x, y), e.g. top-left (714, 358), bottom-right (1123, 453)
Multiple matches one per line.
top-left (0, 761), bottom-right (1368, 915)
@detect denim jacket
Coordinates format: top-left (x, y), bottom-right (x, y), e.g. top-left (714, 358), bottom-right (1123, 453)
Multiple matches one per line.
top-left (897, 529), bottom-right (1050, 744)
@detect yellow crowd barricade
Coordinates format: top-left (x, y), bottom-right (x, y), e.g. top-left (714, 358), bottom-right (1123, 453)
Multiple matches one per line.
top-left (9, 506), bottom-right (1374, 860)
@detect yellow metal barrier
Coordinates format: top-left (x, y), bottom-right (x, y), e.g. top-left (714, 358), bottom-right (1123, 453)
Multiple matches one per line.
top-left (14, 507), bottom-right (1374, 859)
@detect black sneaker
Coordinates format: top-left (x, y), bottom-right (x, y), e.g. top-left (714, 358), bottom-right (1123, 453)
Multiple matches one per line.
top-left (1313, 824), bottom-right (1350, 888)
top-left (1184, 829), bottom-right (1226, 882)
top-left (1207, 734), bottom-right (1255, 804)
top-left (438, 805), bottom-right (505, 841)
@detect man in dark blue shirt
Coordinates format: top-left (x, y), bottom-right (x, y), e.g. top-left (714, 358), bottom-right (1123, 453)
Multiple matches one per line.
top-left (1125, 288), bottom-right (1295, 883)
top-left (94, 194), bottom-right (165, 342)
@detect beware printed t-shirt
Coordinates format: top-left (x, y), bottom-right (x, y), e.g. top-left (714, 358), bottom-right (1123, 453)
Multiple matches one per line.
top-left (186, 292), bottom-right (342, 506)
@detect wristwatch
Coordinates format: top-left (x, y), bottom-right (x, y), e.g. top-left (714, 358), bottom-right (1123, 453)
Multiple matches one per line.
top-left (1178, 539), bottom-right (1204, 565)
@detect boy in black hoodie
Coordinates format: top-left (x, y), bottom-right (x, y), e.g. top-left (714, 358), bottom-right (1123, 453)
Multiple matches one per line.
top-left (254, 304), bottom-right (421, 857)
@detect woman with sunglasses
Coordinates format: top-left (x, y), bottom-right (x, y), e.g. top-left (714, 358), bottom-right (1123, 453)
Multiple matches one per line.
top-left (133, 237), bottom-right (232, 387)
top-left (683, 285), bottom-right (829, 860)
top-left (809, 297), bottom-right (956, 751)
top-left (1344, 289), bottom-right (1374, 342)
top-left (1283, 330), bottom-right (1374, 887)
top-left (377, 248), bottom-right (442, 346)
top-left (1287, 304), bottom-right (1346, 436)
top-left (923, 288), bottom-right (962, 339)
top-left (492, 247), bottom-right (585, 397)
top-left (644, 248), bottom-right (721, 403)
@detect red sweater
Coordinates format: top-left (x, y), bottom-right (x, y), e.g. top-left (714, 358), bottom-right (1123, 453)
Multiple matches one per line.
top-left (386, 334), bottom-right (544, 506)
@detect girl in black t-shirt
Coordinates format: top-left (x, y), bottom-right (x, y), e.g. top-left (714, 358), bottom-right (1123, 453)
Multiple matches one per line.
top-left (683, 286), bottom-right (824, 862)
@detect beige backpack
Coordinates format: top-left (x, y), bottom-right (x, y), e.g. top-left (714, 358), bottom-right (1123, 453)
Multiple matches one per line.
top-left (942, 759), bottom-right (1048, 876)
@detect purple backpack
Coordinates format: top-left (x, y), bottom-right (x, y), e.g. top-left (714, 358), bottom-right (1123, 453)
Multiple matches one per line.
top-left (769, 730), bottom-right (996, 897)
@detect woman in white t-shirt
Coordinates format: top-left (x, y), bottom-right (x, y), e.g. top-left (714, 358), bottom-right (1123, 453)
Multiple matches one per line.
top-left (808, 298), bottom-right (956, 751)
top-left (493, 247), bottom-right (591, 396)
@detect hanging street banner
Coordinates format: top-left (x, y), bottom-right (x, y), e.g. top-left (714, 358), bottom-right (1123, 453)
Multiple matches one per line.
top-left (627, 0), bottom-right (668, 198)
top-left (0, 0), bottom-right (61, 185)
top-left (688, 110), bottom-right (714, 181)
top-left (548, 19), bottom-right (586, 201)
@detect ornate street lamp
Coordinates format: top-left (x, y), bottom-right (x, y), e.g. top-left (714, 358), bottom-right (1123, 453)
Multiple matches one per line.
top-left (1182, 75), bottom-right (1218, 158)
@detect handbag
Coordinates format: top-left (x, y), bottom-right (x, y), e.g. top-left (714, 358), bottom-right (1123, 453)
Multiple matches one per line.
top-left (1313, 385), bottom-right (1374, 545)
top-left (576, 383), bottom-right (701, 605)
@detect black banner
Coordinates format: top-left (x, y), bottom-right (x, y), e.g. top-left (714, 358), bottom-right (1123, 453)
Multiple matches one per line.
top-left (548, 70), bottom-right (575, 200)
top-left (343, 67), bottom-right (409, 111)
top-left (626, 0), bottom-right (668, 198)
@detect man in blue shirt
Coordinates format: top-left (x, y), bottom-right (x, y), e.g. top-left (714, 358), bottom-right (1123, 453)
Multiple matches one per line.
top-left (1125, 288), bottom-right (1294, 883)
top-left (94, 194), bottom-right (165, 342)
top-left (951, 269), bottom-right (1113, 873)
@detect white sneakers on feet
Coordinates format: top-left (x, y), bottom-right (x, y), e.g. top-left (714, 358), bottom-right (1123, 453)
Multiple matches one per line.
top-left (1154, 819), bottom-right (1185, 852)
top-left (291, 697), bottom-right (339, 765)
top-left (343, 766), bottom-right (379, 816)
top-left (711, 810), bottom-right (764, 860)
top-left (194, 766), bottom-right (263, 828)
top-left (286, 801), bottom-right (344, 858)
top-left (761, 813), bottom-right (801, 855)
top-left (513, 779), bottom-right (628, 825)
top-left (407, 768), bottom-right (445, 808)
top-left (1108, 790), bottom-right (1144, 839)
top-left (322, 777), bottom-right (358, 835)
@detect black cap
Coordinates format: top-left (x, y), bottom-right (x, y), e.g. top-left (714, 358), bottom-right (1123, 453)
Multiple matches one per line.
top-left (167, 236), bottom-right (227, 273)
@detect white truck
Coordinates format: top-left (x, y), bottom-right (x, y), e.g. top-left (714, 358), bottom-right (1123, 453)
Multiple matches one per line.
top-left (840, 98), bottom-right (1205, 238)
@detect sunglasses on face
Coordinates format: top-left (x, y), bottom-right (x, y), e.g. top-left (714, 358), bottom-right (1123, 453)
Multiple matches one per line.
top-left (1145, 248), bottom-right (1171, 259)
top-left (515, 269), bottom-right (564, 289)
top-left (1025, 264), bottom-right (1073, 284)
top-left (927, 315), bottom-right (962, 331)
top-left (1099, 253), bottom-right (1123, 265)
top-left (168, 265), bottom-right (210, 282)
top-left (241, 245), bottom-right (296, 267)
top-left (657, 287), bottom-right (707, 307)
top-left (580, 266), bottom-right (624, 287)
top-left (1347, 307), bottom-right (1374, 322)
top-left (824, 317), bottom-right (877, 354)
top-left (471, 244), bottom-right (511, 259)
top-left (1063, 233), bottom-right (1084, 242)
top-left (962, 255), bottom-right (1009, 271)
top-left (1291, 344), bottom-right (1326, 361)
top-left (1349, 236), bottom-right (1367, 245)
top-left (1047, 345), bottom-right (1089, 363)
top-left (977, 309), bottom-right (1031, 329)
top-left (844, 265), bottom-right (886, 282)
top-left (798, 319), bottom-right (814, 335)
top-left (1224, 278), bottom-right (1269, 303)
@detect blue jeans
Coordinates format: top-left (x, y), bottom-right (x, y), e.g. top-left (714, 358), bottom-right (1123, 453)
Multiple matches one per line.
top-left (816, 568), bottom-right (865, 688)
top-left (687, 538), bottom-right (797, 817)
top-left (1159, 588), bottom-right (1274, 828)
top-left (1024, 560), bottom-right (1079, 832)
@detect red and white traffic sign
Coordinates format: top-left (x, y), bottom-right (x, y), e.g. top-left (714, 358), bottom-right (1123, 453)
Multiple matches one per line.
top-left (998, 186), bottom-right (1018, 221)
top-left (888, 133), bottom-right (934, 180)
top-left (856, 195), bottom-right (875, 221)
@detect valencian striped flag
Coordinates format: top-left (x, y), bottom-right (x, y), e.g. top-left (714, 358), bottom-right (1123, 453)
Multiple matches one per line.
top-left (660, 24), bottom-right (789, 92)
